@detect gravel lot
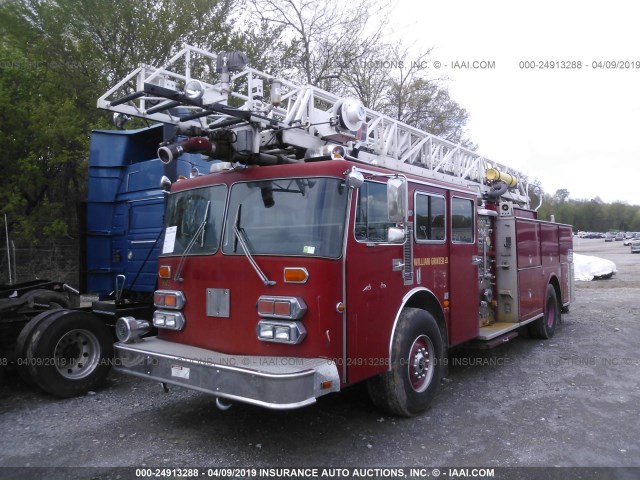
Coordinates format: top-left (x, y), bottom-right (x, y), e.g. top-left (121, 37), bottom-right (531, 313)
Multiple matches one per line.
top-left (1, 238), bottom-right (639, 479)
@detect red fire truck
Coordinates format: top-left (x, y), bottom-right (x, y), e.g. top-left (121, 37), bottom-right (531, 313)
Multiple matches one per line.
top-left (101, 45), bottom-right (573, 416)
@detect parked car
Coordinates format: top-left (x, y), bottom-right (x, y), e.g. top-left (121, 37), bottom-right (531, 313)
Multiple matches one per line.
top-left (615, 233), bottom-right (624, 241)
top-left (605, 234), bottom-right (613, 242)
top-left (631, 240), bottom-right (640, 253)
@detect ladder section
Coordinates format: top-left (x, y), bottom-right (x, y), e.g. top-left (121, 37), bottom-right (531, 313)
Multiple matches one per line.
top-left (98, 44), bottom-right (530, 206)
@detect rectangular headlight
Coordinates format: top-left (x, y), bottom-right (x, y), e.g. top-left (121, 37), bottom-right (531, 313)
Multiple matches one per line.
top-left (274, 326), bottom-right (291, 341)
top-left (153, 310), bottom-right (185, 330)
top-left (256, 320), bottom-right (306, 344)
top-left (258, 324), bottom-right (275, 339)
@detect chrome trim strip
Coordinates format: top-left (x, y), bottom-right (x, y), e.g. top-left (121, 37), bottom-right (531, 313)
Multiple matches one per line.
top-left (341, 188), bottom-right (354, 382)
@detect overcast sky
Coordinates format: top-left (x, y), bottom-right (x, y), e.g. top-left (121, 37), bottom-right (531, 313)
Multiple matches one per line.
top-left (388, 0), bottom-right (640, 205)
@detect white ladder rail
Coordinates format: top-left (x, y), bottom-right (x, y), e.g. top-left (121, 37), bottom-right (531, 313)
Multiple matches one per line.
top-left (97, 44), bottom-right (530, 206)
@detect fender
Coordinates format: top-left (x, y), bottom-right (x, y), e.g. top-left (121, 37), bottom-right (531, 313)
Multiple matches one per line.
top-left (387, 287), bottom-right (446, 371)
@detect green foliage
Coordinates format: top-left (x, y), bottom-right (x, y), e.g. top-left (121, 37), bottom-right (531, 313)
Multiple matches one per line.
top-left (0, 38), bottom-right (87, 242)
top-left (537, 190), bottom-right (640, 232)
top-left (0, 0), bottom-right (247, 243)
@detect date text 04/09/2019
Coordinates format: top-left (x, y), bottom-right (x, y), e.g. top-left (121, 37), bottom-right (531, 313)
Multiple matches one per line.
top-left (519, 60), bottom-right (640, 69)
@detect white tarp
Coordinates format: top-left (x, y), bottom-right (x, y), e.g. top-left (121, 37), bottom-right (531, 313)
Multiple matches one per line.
top-left (574, 253), bottom-right (617, 281)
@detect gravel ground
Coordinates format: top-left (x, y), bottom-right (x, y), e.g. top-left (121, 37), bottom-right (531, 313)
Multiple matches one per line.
top-left (1, 238), bottom-right (639, 479)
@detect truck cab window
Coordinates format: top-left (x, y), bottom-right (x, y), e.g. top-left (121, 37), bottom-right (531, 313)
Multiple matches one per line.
top-left (355, 181), bottom-right (395, 243)
top-left (222, 177), bottom-right (348, 258)
top-left (451, 197), bottom-right (475, 243)
top-left (415, 193), bottom-right (446, 242)
top-left (163, 185), bottom-right (227, 255)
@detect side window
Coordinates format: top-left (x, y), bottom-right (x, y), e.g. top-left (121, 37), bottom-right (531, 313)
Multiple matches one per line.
top-left (451, 197), bottom-right (475, 243)
top-left (355, 181), bottom-right (394, 242)
top-left (415, 193), bottom-right (446, 242)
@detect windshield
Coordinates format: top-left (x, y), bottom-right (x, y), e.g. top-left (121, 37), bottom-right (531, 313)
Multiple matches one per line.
top-left (222, 177), bottom-right (348, 258)
top-left (162, 185), bottom-right (227, 256)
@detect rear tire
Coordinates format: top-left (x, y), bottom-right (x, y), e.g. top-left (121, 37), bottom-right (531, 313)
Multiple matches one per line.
top-left (15, 309), bottom-right (67, 386)
top-left (367, 308), bottom-right (445, 417)
top-left (25, 311), bottom-right (114, 397)
top-left (528, 284), bottom-right (560, 339)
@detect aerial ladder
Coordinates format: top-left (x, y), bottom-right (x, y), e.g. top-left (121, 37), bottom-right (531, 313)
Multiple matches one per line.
top-left (98, 44), bottom-right (531, 207)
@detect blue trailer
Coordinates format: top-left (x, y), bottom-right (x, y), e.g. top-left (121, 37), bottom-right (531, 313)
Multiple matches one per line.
top-left (0, 124), bottom-right (211, 396)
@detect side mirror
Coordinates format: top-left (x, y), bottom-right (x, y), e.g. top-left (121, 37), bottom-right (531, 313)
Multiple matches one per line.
top-left (387, 227), bottom-right (405, 243)
top-left (387, 176), bottom-right (407, 223)
top-left (345, 167), bottom-right (364, 189)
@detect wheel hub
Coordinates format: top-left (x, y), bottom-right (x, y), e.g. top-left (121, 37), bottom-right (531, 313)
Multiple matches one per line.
top-left (54, 329), bottom-right (101, 380)
top-left (412, 347), bottom-right (429, 378)
top-left (408, 335), bottom-right (434, 393)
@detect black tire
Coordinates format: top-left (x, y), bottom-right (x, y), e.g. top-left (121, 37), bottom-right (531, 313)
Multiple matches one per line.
top-left (15, 309), bottom-right (68, 387)
top-left (25, 310), bottom-right (114, 397)
top-left (528, 284), bottom-right (560, 339)
top-left (14, 290), bottom-right (72, 386)
top-left (21, 289), bottom-right (71, 310)
top-left (367, 308), bottom-right (445, 417)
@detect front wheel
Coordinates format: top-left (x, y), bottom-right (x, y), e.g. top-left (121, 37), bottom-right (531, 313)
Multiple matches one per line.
top-left (25, 310), bottom-right (114, 397)
top-left (367, 308), bottom-right (445, 417)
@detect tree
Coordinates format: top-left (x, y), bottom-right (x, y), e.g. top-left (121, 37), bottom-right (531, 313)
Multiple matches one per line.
top-left (0, 0), bottom-right (270, 242)
top-left (379, 45), bottom-right (472, 145)
top-left (247, 0), bottom-right (386, 91)
top-left (0, 33), bottom-right (88, 240)
top-left (246, 0), bottom-right (473, 145)
top-left (554, 188), bottom-right (570, 203)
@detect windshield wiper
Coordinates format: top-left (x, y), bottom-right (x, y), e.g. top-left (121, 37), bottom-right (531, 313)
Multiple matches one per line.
top-left (174, 201), bottom-right (210, 282)
top-left (233, 205), bottom-right (276, 286)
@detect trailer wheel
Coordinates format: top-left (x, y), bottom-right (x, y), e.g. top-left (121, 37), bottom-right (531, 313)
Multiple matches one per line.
top-left (15, 309), bottom-right (68, 386)
top-left (529, 284), bottom-right (560, 339)
top-left (25, 310), bottom-right (114, 397)
top-left (367, 308), bottom-right (445, 417)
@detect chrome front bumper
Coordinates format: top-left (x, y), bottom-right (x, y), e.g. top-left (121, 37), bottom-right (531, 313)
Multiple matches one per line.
top-left (114, 337), bottom-right (340, 409)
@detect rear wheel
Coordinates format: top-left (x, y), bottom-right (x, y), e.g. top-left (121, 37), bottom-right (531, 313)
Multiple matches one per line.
top-left (15, 309), bottom-right (67, 386)
top-left (367, 308), bottom-right (445, 417)
top-left (25, 311), bottom-right (114, 397)
top-left (528, 284), bottom-right (560, 339)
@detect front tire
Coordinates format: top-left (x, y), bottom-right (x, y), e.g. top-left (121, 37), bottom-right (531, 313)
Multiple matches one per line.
top-left (25, 311), bottom-right (114, 397)
top-left (367, 308), bottom-right (445, 417)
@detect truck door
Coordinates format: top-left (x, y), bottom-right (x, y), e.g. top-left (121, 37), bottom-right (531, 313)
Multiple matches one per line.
top-left (344, 181), bottom-right (405, 385)
top-left (125, 197), bottom-right (165, 293)
top-left (448, 195), bottom-right (480, 344)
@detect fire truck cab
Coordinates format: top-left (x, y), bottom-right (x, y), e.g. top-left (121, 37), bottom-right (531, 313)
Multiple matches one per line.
top-left (102, 46), bottom-right (573, 416)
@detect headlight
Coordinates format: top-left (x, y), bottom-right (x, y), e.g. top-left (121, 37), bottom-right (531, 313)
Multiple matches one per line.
top-left (256, 320), bottom-right (306, 344)
top-left (153, 310), bottom-right (185, 330)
